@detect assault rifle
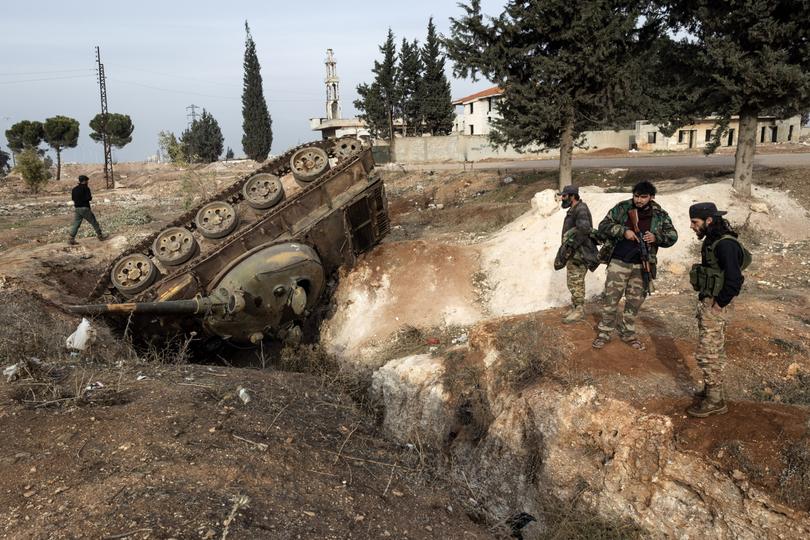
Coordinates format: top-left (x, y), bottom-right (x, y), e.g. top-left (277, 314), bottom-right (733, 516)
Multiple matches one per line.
top-left (628, 208), bottom-right (653, 296)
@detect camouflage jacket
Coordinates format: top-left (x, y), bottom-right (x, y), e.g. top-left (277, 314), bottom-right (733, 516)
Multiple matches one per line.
top-left (597, 199), bottom-right (678, 265)
top-left (561, 201), bottom-right (598, 264)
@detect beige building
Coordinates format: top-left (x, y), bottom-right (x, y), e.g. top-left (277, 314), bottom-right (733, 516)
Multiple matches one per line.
top-left (635, 115), bottom-right (803, 151)
top-left (452, 86), bottom-right (504, 136)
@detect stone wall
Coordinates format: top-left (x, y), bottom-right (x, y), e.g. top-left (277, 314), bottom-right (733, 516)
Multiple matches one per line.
top-left (389, 130), bottom-right (634, 163)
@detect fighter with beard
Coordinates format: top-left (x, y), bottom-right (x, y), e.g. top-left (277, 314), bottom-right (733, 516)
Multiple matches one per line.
top-left (557, 185), bottom-right (597, 323)
top-left (592, 181), bottom-right (678, 351)
top-left (686, 202), bottom-right (750, 417)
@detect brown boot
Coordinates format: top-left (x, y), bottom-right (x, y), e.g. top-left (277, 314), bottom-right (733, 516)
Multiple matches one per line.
top-left (562, 305), bottom-right (584, 324)
top-left (687, 384), bottom-right (728, 418)
top-left (68, 236), bottom-right (77, 246)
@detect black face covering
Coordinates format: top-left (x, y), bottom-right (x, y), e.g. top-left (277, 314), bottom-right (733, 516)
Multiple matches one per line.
top-left (561, 198), bottom-right (572, 209)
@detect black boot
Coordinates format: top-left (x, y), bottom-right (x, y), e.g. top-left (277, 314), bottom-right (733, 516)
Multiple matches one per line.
top-left (687, 384), bottom-right (728, 417)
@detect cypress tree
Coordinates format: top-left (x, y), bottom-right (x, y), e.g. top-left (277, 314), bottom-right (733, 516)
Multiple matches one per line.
top-left (657, 1), bottom-right (810, 196)
top-left (398, 38), bottom-right (424, 136)
top-left (420, 17), bottom-right (454, 135)
top-left (354, 29), bottom-right (400, 140)
top-left (241, 21), bottom-right (273, 161)
top-left (446, 1), bottom-right (658, 189)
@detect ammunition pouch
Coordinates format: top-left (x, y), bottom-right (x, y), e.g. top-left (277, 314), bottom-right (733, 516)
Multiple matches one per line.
top-left (689, 264), bottom-right (724, 296)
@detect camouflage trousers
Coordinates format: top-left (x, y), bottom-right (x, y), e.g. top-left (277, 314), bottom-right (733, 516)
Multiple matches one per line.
top-left (69, 207), bottom-right (102, 238)
top-left (566, 260), bottom-right (587, 307)
top-left (597, 260), bottom-right (646, 340)
top-left (696, 297), bottom-right (729, 386)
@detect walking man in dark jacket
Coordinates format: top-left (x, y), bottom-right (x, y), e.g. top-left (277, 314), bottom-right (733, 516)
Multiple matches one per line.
top-left (68, 175), bottom-right (107, 245)
top-left (557, 185), bottom-right (597, 323)
top-left (592, 181), bottom-right (678, 350)
top-left (686, 202), bottom-right (749, 417)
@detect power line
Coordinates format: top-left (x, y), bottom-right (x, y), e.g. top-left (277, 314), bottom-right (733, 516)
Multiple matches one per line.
top-left (0, 74), bottom-right (95, 85)
top-left (0, 68), bottom-right (95, 77)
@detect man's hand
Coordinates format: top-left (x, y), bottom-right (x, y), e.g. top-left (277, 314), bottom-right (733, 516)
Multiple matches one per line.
top-left (624, 229), bottom-right (636, 241)
top-left (642, 231), bottom-right (656, 244)
top-left (711, 301), bottom-right (724, 314)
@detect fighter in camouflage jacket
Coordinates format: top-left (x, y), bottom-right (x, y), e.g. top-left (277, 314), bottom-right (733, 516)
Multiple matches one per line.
top-left (597, 199), bottom-right (679, 267)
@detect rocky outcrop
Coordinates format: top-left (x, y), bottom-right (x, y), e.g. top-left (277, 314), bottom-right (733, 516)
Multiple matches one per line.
top-left (368, 341), bottom-right (810, 539)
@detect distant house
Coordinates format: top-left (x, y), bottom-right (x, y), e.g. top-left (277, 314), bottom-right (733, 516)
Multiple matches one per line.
top-left (452, 86), bottom-right (504, 136)
top-left (308, 117), bottom-right (370, 140)
top-left (635, 115), bottom-right (803, 151)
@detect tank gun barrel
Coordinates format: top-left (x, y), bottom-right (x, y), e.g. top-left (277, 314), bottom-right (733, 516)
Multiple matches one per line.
top-left (68, 295), bottom-right (232, 317)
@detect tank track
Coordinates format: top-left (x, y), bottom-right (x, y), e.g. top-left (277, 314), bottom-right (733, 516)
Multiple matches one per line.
top-left (88, 139), bottom-right (353, 302)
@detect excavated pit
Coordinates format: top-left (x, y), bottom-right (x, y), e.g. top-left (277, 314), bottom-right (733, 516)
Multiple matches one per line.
top-left (319, 179), bottom-right (810, 538)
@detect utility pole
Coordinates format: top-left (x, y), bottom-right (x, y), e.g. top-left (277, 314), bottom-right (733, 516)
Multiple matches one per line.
top-left (95, 46), bottom-right (114, 189)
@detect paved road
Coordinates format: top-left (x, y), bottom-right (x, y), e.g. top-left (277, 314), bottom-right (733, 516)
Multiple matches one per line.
top-left (397, 152), bottom-right (810, 171)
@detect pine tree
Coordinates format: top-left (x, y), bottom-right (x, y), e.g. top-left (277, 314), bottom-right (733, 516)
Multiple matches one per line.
top-left (354, 29), bottom-right (400, 140)
top-left (658, 1), bottom-right (810, 196)
top-left (43, 115), bottom-right (79, 180)
top-left (181, 109), bottom-right (224, 163)
top-left (420, 17), bottom-right (455, 136)
top-left (241, 21), bottom-right (273, 161)
top-left (89, 113), bottom-right (134, 148)
top-left (398, 38), bottom-right (424, 136)
top-left (225, 147), bottom-right (234, 161)
top-left (446, 1), bottom-right (658, 189)
top-left (5, 120), bottom-right (44, 154)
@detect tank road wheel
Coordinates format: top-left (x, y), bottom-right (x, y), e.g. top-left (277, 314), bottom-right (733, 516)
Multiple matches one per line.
top-left (152, 227), bottom-right (198, 266)
top-left (195, 201), bottom-right (240, 239)
top-left (242, 173), bottom-right (285, 209)
top-left (333, 138), bottom-right (361, 160)
top-left (290, 146), bottom-right (330, 184)
top-left (111, 254), bottom-right (158, 295)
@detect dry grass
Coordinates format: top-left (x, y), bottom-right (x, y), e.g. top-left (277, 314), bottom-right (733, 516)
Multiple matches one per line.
top-left (493, 317), bottom-right (568, 390)
top-left (753, 372), bottom-right (810, 406)
top-left (779, 436), bottom-right (810, 511)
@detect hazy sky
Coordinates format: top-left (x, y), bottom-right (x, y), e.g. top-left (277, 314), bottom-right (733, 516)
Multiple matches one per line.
top-left (0, 0), bottom-right (506, 164)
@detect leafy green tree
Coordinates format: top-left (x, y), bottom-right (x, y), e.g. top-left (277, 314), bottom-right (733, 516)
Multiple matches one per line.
top-left (15, 148), bottom-right (51, 193)
top-left (5, 120), bottom-right (44, 154)
top-left (158, 130), bottom-right (186, 163)
top-left (398, 38), bottom-right (424, 136)
top-left (180, 109), bottom-right (224, 163)
top-left (355, 29), bottom-right (400, 140)
top-left (225, 147), bottom-right (234, 161)
top-left (446, 0), bottom-right (658, 189)
top-left (421, 17), bottom-right (455, 135)
top-left (0, 146), bottom-right (10, 177)
top-left (89, 113), bottom-right (134, 148)
top-left (43, 116), bottom-right (79, 180)
top-left (241, 21), bottom-right (273, 161)
top-left (660, 1), bottom-right (810, 196)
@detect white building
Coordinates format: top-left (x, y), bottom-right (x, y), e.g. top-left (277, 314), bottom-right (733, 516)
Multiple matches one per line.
top-left (452, 86), bottom-right (503, 136)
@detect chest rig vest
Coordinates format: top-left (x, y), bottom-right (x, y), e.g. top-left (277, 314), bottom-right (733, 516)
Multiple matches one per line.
top-left (689, 234), bottom-right (752, 296)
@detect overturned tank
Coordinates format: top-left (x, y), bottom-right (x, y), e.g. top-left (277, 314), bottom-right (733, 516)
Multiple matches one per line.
top-left (69, 138), bottom-right (389, 345)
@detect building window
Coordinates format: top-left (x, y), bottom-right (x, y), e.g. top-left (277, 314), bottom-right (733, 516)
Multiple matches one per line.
top-left (487, 97), bottom-right (492, 112)
top-left (727, 128), bottom-right (735, 146)
top-left (647, 132), bottom-right (657, 144)
top-left (705, 129), bottom-right (712, 143)
top-left (469, 125), bottom-right (475, 135)
top-left (678, 130), bottom-right (686, 143)
top-left (770, 126), bottom-right (778, 142)
top-left (788, 125), bottom-right (794, 141)
top-left (469, 103), bottom-right (474, 114)
top-left (760, 126), bottom-right (767, 143)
